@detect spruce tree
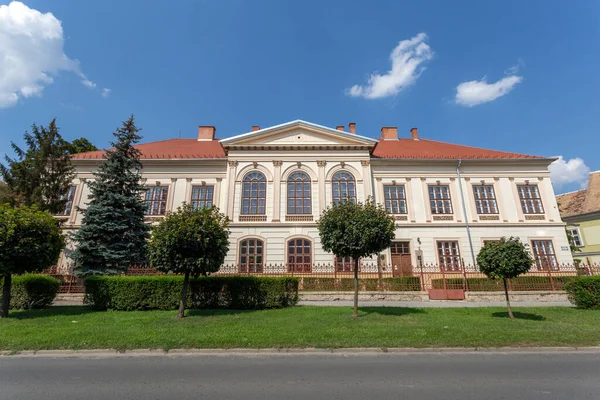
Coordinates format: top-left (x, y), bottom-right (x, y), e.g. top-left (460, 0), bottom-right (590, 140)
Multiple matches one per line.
top-left (0, 119), bottom-right (75, 214)
top-left (71, 115), bottom-right (150, 275)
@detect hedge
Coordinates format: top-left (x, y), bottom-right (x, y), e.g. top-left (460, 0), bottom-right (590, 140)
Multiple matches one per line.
top-left (0, 274), bottom-right (60, 310)
top-left (431, 276), bottom-right (576, 291)
top-left (301, 277), bottom-right (420, 291)
top-left (565, 276), bottom-right (600, 309)
top-left (84, 275), bottom-right (299, 311)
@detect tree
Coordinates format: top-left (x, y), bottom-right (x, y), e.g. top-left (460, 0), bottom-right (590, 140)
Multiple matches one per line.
top-left (477, 237), bottom-right (534, 319)
top-left (71, 115), bottom-right (151, 275)
top-left (67, 138), bottom-right (98, 154)
top-left (0, 205), bottom-right (64, 318)
top-left (0, 119), bottom-right (74, 214)
top-left (0, 181), bottom-right (15, 205)
top-left (148, 204), bottom-right (229, 318)
top-left (317, 200), bottom-right (395, 319)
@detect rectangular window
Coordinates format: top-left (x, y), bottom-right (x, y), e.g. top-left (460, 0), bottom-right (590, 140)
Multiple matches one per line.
top-left (437, 241), bottom-right (461, 271)
top-left (567, 228), bottom-right (583, 247)
top-left (473, 185), bottom-right (498, 214)
top-left (383, 185), bottom-right (407, 214)
top-left (191, 185), bottom-right (214, 210)
top-left (518, 185), bottom-right (544, 214)
top-left (335, 256), bottom-right (356, 272)
top-left (55, 186), bottom-right (76, 216)
top-left (144, 186), bottom-right (168, 215)
top-left (531, 240), bottom-right (558, 270)
top-left (429, 185), bottom-right (453, 214)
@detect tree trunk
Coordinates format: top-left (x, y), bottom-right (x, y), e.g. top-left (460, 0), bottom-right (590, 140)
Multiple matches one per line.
top-left (503, 278), bottom-right (514, 320)
top-left (353, 258), bottom-right (359, 319)
top-left (1, 273), bottom-right (12, 319)
top-left (177, 271), bottom-right (190, 319)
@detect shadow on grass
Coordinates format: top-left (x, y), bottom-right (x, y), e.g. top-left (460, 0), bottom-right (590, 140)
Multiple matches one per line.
top-left (491, 311), bottom-right (546, 321)
top-left (8, 306), bottom-right (92, 320)
top-left (360, 307), bottom-right (426, 317)
top-left (186, 308), bottom-right (264, 317)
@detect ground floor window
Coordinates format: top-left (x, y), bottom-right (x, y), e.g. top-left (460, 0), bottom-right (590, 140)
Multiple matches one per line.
top-left (239, 238), bottom-right (263, 273)
top-left (287, 238), bottom-right (312, 273)
top-left (335, 256), bottom-right (357, 272)
top-left (437, 241), bottom-right (461, 271)
top-left (531, 240), bottom-right (558, 270)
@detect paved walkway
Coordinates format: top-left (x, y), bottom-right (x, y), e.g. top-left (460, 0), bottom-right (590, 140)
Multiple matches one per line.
top-left (298, 300), bottom-right (573, 308)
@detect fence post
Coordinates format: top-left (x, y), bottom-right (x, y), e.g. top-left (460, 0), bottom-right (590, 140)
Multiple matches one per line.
top-left (442, 264), bottom-right (447, 291)
top-left (419, 262), bottom-right (425, 292)
top-left (547, 266), bottom-right (556, 292)
top-left (462, 261), bottom-right (469, 293)
top-left (377, 262), bottom-right (382, 291)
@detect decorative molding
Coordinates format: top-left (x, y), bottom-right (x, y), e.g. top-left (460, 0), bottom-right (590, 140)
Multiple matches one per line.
top-left (216, 177), bottom-right (223, 182)
top-left (509, 177), bottom-right (515, 181)
top-left (405, 177), bottom-right (412, 182)
top-left (316, 160), bottom-right (326, 167)
top-left (538, 177), bottom-right (544, 181)
top-left (494, 177), bottom-right (500, 181)
top-left (285, 215), bottom-right (314, 222)
top-left (296, 161), bottom-right (302, 168)
top-left (340, 161), bottom-right (346, 168)
top-left (420, 177), bottom-right (427, 181)
top-left (433, 215), bottom-right (454, 221)
top-left (186, 178), bottom-right (192, 182)
top-left (141, 178), bottom-right (147, 184)
top-left (479, 215), bottom-right (500, 221)
top-left (449, 177), bottom-right (456, 182)
top-left (171, 178), bottom-right (178, 183)
top-left (360, 160), bottom-right (370, 166)
top-left (252, 161), bottom-right (258, 168)
top-left (464, 177), bottom-right (470, 182)
top-left (228, 161), bottom-right (238, 167)
top-left (272, 160), bottom-right (282, 167)
top-left (394, 215), bottom-right (408, 221)
top-left (525, 215), bottom-right (546, 220)
top-left (239, 215), bottom-right (267, 222)
top-left (78, 177), bottom-right (87, 183)
top-left (201, 181), bottom-right (206, 186)
top-left (155, 181), bottom-right (161, 186)
top-left (375, 177), bottom-right (382, 182)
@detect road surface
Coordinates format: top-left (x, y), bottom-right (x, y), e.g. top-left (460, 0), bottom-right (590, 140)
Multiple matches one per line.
top-left (1, 352), bottom-right (598, 399)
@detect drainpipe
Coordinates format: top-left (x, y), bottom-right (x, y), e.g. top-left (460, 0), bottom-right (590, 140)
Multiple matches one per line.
top-left (457, 160), bottom-right (476, 267)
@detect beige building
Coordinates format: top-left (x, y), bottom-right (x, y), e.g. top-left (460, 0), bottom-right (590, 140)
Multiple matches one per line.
top-left (57, 120), bottom-right (573, 273)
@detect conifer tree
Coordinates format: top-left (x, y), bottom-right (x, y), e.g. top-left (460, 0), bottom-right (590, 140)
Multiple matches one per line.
top-left (71, 115), bottom-right (150, 275)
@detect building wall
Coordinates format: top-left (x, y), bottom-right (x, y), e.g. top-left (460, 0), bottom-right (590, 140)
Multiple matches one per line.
top-left (565, 215), bottom-right (600, 264)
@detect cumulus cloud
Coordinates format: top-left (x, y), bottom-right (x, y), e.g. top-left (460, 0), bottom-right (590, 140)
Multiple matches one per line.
top-left (0, 1), bottom-right (108, 108)
top-left (549, 156), bottom-right (590, 190)
top-left (455, 75), bottom-right (522, 107)
top-left (346, 33), bottom-right (433, 99)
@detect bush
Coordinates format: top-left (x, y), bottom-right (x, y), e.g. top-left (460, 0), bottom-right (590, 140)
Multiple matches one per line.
top-left (0, 274), bottom-right (60, 310)
top-left (565, 276), bottom-right (600, 309)
top-left (431, 276), bottom-right (576, 291)
top-left (300, 277), bottom-right (420, 291)
top-left (85, 275), bottom-right (299, 311)
top-left (381, 277), bottom-right (421, 291)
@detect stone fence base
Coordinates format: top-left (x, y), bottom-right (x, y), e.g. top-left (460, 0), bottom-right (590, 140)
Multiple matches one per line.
top-left (299, 291), bottom-right (569, 303)
top-left (465, 291), bottom-right (569, 302)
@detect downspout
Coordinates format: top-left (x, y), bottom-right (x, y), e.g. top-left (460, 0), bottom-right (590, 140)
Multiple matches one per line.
top-left (457, 159), bottom-right (477, 266)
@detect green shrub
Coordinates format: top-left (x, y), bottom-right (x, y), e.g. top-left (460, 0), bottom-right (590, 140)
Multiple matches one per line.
top-left (565, 276), bottom-right (600, 309)
top-left (300, 277), bottom-right (420, 291)
top-left (431, 276), bottom-right (576, 291)
top-left (84, 275), bottom-right (299, 311)
top-left (381, 277), bottom-right (421, 291)
top-left (0, 274), bottom-right (60, 310)
top-left (301, 277), bottom-right (336, 291)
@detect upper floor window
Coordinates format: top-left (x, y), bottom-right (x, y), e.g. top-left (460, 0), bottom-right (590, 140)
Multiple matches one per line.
top-left (473, 185), bottom-right (498, 214)
top-left (429, 185), bottom-right (453, 214)
top-left (531, 240), bottom-right (558, 270)
top-left (332, 171), bottom-right (356, 205)
top-left (241, 172), bottom-right (266, 215)
top-left (287, 171), bottom-right (311, 214)
top-left (384, 185), bottom-right (407, 214)
top-left (567, 228), bottom-right (583, 247)
top-left (144, 186), bottom-right (168, 216)
top-left (55, 186), bottom-right (76, 216)
top-left (191, 185), bottom-right (214, 210)
top-left (518, 185), bottom-right (544, 214)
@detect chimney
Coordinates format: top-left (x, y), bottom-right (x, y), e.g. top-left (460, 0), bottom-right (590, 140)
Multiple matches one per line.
top-left (410, 127), bottom-right (419, 140)
top-left (198, 126), bottom-right (216, 141)
top-left (348, 122), bottom-right (356, 134)
top-left (251, 126), bottom-right (260, 132)
top-left (381, 126), bottom-right (398, 140)
top-left (336, 125), bottom-right (345, 131)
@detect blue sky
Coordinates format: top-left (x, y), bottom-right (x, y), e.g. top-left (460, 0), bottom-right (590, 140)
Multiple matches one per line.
top-left (1, 0), bottom-right (598, 193)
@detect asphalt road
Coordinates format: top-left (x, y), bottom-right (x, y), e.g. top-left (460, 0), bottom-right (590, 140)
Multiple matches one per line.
top-left (1, 352), bottom-right (598, 400)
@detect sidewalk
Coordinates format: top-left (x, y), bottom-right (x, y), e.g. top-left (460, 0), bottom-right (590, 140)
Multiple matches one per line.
top-left (298, 300), bottom-right (573, 308)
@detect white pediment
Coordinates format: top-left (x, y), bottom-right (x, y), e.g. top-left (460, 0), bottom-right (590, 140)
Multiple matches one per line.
top-left (220, 120), bottom-right (377, 148)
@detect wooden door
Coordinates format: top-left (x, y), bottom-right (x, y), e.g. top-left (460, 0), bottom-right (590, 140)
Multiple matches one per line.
top-left (390, 242), bottom-right (412, 277)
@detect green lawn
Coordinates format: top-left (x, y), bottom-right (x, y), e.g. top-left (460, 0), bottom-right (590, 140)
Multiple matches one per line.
top-left (1, 306), bottom-right (599, 351)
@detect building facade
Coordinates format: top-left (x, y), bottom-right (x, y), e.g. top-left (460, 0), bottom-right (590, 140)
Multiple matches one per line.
top-left (556, 171), bottom-right (600, 264)
top-left (57, 120), bottom-right (573, 273)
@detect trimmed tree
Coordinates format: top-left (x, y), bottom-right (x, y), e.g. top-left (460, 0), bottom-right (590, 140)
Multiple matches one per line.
top-left (477, 237), bottom-right (534, 319)
top-left (317, 200), bottom-right (395, 319)
top-left (67, 138), bottom-right (98, 154)
top-left (71, 115), bottom-right (150, 275)
top-left (0, 205), bottom-right (64, 318)
top-left (148, 204), bottom-right (230, 318)
top-left (0, 119), bottom-right (74, 214)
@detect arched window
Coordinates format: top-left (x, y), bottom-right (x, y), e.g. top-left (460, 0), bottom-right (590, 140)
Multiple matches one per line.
top-left (287, 171), bottom-right (311, 214)
top-left (287, 238), bottom-right (312, 273)
top-left (332, 171), bottom-right (356, 204)
top-left (241, 171), bottom-right (266, 215)
top-left (239, 238), bottom-right (264, 273)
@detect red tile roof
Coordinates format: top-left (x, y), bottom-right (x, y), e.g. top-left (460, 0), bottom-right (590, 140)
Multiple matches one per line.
top-left (372, 138), bottom-right (543, 160)
top-left (71, 138), bottom-right (226, 160)
top-left (556, 171), bottom-right (600, 217)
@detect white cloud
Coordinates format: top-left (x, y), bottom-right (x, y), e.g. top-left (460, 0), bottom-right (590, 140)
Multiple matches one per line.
top-left (101, 88), bottom-right (111, 98)
top-left (455, 75), bottom-right (522, 107)
top-left (0, 1), bottom-right (105, 108)
top-left (346, 33), bottom-right (433, 99)
top-left (549, 156), bottom-right (590, 190)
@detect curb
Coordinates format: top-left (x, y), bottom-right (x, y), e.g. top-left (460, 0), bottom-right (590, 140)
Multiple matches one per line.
top-left (2, 347), bottom-right (600, 358)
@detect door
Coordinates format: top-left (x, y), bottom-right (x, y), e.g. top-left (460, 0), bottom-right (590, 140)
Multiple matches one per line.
top-left (390, 241), bottom-right (412, 277)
